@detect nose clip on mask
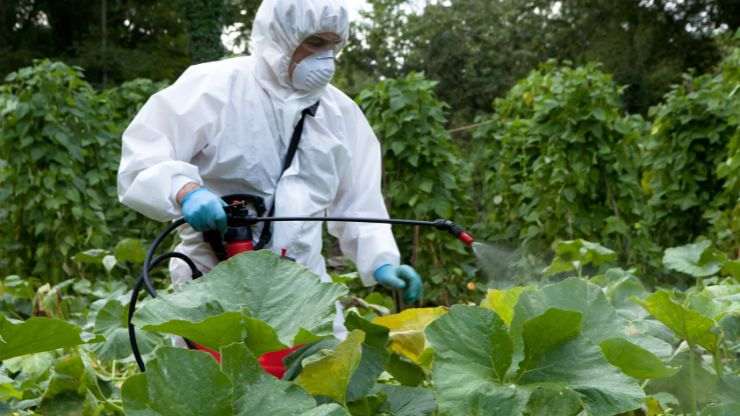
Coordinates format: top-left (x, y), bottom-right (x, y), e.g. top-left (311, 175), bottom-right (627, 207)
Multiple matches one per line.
top-left (291, 49), bottom-right (336, 92)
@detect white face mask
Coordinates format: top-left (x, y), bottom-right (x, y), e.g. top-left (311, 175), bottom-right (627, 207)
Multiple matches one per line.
top-left (291, 49), bottom-right (336, 92)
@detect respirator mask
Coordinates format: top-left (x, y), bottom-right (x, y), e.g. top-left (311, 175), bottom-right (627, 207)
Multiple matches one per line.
top-left (291, 49), bottom-right (336, 92)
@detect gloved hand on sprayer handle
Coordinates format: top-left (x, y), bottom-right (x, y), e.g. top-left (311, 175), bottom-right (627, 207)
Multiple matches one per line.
top-left (178, 186), bottom-right (228, 233)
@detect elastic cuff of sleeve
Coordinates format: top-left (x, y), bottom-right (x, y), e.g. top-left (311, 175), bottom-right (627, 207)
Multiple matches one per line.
top-left (171, 175), bottom-right (203, 207)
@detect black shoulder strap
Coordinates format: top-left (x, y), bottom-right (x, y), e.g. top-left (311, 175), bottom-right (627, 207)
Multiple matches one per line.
top-left (255, 101), bottom-right (320, 250)
top-left (282, 101), bottom-right (320, 173)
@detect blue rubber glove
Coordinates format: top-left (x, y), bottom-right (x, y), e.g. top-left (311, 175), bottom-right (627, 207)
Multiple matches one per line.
top-left (180, 188), bottom-right (227, 233)
top-left (373, 264), bottom-right (423, 303)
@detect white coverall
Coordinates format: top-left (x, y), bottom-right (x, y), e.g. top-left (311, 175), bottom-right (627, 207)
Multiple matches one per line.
top-left (117, 0), bottom-right (401, 302)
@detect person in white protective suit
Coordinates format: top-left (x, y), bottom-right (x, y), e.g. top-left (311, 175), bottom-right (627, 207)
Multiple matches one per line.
top-left (117, 0), bottom-right (423, 336)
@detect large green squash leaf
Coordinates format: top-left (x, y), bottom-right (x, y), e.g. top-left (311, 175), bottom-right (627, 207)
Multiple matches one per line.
top-left (645, 349), bottom-right (740, 413)
top-left (375, 384), bottom-right (436, 416)
top-left (601, 269), bottom-right (676, 359)
top-left (0, 315), bottom-right (93, 360)
top-left (122, 345), bottom-right (350, 416)
top-left (133, 251), bottom-right (347, 347)
top-left (663, 241), bottom-right (722, 278)
top-left (543, 239), bottom-right (617, 276)
top-left (518, 308), bottom-right (581, 373)
top-left (424, 305), bottom-right (527, 415)
top-left (141, 309), bottom-right (284, 354)
top-left (523, 386), bottom-right (582, 416)
top-left (639, 291), bottom-right (718, 353)
top-left (426, 305), bottom-right (644, 416)
top-left (122, 348), bottom-right (233, 416)
top-left (509, 278), bottom-right (624, 359)
top-left (91, 299), bottom-right (161, 362)
top-left (114, 238), bottom-right (147, 264)
top-left (37, 352), bottom-right (108, 415)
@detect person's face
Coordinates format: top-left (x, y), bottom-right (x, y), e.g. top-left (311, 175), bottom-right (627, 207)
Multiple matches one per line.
top-left (289, 32), bottom-right (342, 78)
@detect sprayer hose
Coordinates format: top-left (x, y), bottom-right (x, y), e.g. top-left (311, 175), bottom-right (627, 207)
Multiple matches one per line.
top-left (129, 251), bottom-right (202, 372)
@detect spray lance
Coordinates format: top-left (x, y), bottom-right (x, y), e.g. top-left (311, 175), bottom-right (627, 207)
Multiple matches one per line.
top-left (128, 195), bottom-right (475, 373)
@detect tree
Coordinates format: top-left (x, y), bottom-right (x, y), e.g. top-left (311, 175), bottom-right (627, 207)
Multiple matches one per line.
top-left (0, 0), bottom-right (265, 85)
top-left (343, 0), bottom-right (737, 120)
top-left (178, 0), bottom-right (226, 63)
top-left (549, 0), bottom-right (723, 113)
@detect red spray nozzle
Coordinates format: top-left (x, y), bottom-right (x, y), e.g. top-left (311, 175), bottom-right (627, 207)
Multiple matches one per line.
top-left (458, 232), bottom-right (475, 247)
top-left (433, 219), bottom-right (475, 247)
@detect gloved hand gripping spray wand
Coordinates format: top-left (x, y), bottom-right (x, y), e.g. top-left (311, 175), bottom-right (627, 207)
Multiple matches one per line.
top-left (128, 196), bottom-right (475, 373)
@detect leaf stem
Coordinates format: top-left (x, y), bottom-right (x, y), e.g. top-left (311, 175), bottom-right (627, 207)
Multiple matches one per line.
top-left (688, 346), bottom-right (698, 416)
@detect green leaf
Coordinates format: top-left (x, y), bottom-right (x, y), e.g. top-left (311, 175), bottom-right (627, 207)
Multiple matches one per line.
top-left (345, 312), bottom-right (390, 401)
top-left (347, 394), bottom-right (387, 416)
top-left (599, 338), bottom-right (678, 379)
top-left (519, 308), bottom-right (582, 373)
top-left (376, 384), bottom-right (437, 416)
top-left (523, 385), bottom-right (582, 416)
top-left (510, 278), bottom-right (625, 354)
top-left (121, 348), bottom-right (233, 416)
top-left (663, 241), bottom-right (722, 278)
top-left (0, 315), bottom-right (92, 360)
top-left (40, 352), bottom-right (105, 411)
top-left (603, 269), bottom-right (650, 319)
top-left (91, 299), bottom-right (161, 362)
top-left (114, 238), bottom-right (146, 263)
top-left (102, 254), bottom-right (117, 272)
top-left (296, 330), bottom-right (365, 405)
top-left (517, 337), bottom-right (644, 416)
top-left (426, 305), bottom-right (525, 414)
top-left (720, 259), bottom-right (740, 281)
top-left (141, 309), bottom-right (284, 354)
top-left (385, 353), bottom-right (426, 387)
top-left (639, 291), bottom-right (718, 353)
top-left (133, 251), bottom-right (347, 347)
top-left (544, 240), bottom-right (617, 276)
top-left (701, 403), bottom-right (740, 416)
top-left (646, 349), bottom-right (740, 413)
top-left (3, 351), bottom-right (55, 381)
top-left (426, 305), bottom-right (644, 416)
top-left (72, 249), bottom-right (109, 265)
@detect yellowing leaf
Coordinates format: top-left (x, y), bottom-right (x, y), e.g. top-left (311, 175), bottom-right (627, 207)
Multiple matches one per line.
top-left (296, 330), bottom-right (365, 405)
top-left (641, 171), bottom-right (654, 194)
top-left (480, 287), bottom-right (528, 326)
top-left (523, 91), bottom-right (534, 106)
top-left (373, 307), bottom-right (447, 364)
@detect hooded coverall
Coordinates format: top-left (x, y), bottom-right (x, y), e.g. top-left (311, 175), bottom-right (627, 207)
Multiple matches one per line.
top-left (117, 0), bottom-right (402, 331)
